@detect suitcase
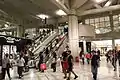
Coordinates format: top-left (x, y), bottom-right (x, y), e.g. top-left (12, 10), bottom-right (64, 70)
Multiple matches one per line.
top-left (75, 56), bottom-right (79, 62)
top-left (40, 63), bottom-right (46, 70)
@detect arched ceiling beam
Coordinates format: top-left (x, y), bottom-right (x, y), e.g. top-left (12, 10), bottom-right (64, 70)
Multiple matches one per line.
top-left (70, 0), bottom-right (88, 9)
top-left (77, 4), bottom-right (120, 16)
top-left (104, 0), bottom-right (114, 7)
top-left (50, 0), bottom-right (69, 14)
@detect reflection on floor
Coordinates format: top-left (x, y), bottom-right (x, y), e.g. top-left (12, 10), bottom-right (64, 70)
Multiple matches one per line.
top-left (5, 56), bottom-right (120, 80)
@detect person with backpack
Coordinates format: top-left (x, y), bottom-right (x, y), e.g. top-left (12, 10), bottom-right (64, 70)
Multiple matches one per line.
top-left (67, 51), bottom-right (78, 80)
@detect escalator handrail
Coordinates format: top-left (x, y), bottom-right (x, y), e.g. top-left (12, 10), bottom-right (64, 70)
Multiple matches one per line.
top-left (35, 33), bottom-right (67, 64)
top-left (32, 32), bottom-right (57, 54)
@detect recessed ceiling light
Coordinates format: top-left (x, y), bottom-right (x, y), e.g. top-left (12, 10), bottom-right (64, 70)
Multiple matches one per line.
top-left (56, 10), bottom-right (66, 16)
top-left (37, 14), bottom-right (49, 19)
top-left (94, 0), bottom-right (106, 3)
top-left (56, 0), bottom-right (59, 2)
top-left (4, 24), bottom-right (9, 27)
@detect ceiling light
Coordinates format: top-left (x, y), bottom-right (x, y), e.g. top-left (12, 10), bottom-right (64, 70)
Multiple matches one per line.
top-left (37, 14), bottom-right (49, 19)
top-left (94, 0), bottom-right (106, 3)
top-left (56, 0), bottom-right (59, 2)
top-left (4, 24), bottom-right (9, 28)
top-left (56, 10), bottom-right (66, 16)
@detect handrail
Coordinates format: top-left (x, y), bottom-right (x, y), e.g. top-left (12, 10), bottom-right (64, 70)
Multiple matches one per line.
top-left (35, 33), bottom-right (68, 66)
top-left (32, 32), bottom-right (57, 54)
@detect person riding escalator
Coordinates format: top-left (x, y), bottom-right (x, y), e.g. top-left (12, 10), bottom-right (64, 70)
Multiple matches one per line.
top-left (38, 52), bottom-right (44, 72)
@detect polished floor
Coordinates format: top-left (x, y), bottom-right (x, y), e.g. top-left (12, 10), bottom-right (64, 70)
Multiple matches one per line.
top-left (5, 56), bottom-right (120, 80)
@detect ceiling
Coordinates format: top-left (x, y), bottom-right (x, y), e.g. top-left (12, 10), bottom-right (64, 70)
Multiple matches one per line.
top-left (0, 0), bottom-right (59, 28)
top-left (0, 0), bottom-right (120, 29)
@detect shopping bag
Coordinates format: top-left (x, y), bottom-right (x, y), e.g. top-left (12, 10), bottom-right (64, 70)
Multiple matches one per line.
top-left (40, 63), bottom-right (46, 70)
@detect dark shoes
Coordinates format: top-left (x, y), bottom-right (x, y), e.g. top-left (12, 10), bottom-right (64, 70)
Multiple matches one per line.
top-left (74, 75), bottom-right (78, 79)
top-left (64, 76), bottom-right (67, 79)
top-left (67, 78), bottom-right (70, 80)
top-left (66, 76), bottom-right (78, 80)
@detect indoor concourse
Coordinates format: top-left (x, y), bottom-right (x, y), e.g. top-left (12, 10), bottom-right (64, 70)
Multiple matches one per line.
top-left (1, 0), bottom-right (120, 80)
top-left (4, 57), bottom-right (120, 80)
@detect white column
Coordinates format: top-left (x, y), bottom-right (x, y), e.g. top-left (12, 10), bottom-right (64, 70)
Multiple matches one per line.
top-left (68, 14), bottom-right (79, 58)
top-left (17, 25), bottom-right (24, 37)
top-left (112, 39), bottom-right (115, 49)
top-left (83, 40), bottom-right (87, 54)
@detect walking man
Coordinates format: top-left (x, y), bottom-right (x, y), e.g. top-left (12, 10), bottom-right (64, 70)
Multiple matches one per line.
top-left (67, 51), bottom-right (78, 80)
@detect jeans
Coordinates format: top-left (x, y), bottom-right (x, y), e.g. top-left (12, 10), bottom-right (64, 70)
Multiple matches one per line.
top-left (91, 66), bottom-right (98, 80)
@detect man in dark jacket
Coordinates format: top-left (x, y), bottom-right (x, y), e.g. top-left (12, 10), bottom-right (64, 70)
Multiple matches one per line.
top-left (91, 51), bottom-right (100, 80)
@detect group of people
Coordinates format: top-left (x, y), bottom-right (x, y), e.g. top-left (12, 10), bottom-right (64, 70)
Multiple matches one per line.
top-left (61, 48), bottom-right (78, 80)
top-left (106, 49), bottom-right (120, 72)
top-left (2, 53), bottom-right (28, 80)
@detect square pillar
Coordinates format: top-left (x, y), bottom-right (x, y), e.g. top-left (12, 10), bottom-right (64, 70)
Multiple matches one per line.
top-left (68, 15), bottom-right (79, 58)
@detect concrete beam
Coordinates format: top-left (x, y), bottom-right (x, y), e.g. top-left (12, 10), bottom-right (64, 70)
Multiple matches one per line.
top-left (104, 0), bottom-right (114, 7)
top-left (77, 4), bottom-right (120, 16)
top-left (71, 0), bottom-right (88, 9)
top-left (94, 4), bottom-right (102, 8)
top-left (50, 0), bottom-right (69, 14)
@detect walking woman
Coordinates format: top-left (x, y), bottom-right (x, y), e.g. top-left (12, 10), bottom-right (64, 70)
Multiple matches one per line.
top-left (17, 55), bottom-right (25, 78)
top-left (91, 51), bottom-right (100, 80)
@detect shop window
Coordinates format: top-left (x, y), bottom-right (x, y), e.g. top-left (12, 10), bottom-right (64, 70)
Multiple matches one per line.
top-left (85, 19), bottom-right (89, 24)
top-left (95, 18), bottom-right (99, 23)
top-left (95, 23), bottom-right (100, 28)
top-left (104, 21), bottom-right (110, 27)
top-left (90, 19), bottom-right (94, 24)
top-left (100, 17), bottom-right (104, 22)
top-left (99, 22), bottom-right (104, 27)
top-left (104, 17), bottom-right (109, 21)
top-left (90, 24), bottom-right (95, 26)
top-left (113, 15), bottom-right (118, 20)
top-left (114, 21), bottom-right (119, 27)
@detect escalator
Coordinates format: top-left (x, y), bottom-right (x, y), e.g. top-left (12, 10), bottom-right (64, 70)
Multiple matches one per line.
top-left (33, 33), bottom-right (68, 68)
top-left (32, 31), bottom-right (58, 56)
top-left (28, 31), bottom-right (53, 52)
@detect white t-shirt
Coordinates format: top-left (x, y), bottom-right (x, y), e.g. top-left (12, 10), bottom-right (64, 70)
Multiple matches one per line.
top-left (17, 58), bottom-right (25, 67)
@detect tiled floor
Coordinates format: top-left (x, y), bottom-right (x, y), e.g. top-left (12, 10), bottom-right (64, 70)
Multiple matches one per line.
top-left (5, 56), bottom-right (120, 80)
